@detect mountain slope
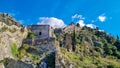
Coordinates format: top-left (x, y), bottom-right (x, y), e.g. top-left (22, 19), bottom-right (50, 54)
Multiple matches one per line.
top-left (55, 23), bottom-right (120, 68)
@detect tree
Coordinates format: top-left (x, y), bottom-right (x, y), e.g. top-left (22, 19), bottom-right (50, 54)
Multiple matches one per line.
top-left (69, 22), bottom-right (75, 25)
top-left (96, 27), bottom-right (99, 30)
top-left (65, 33), bottom-right (72, 52)
top-left (117, 35), bottom-right (119, 40)
top-left (28, 31), bottom-right (36, 46)
top-left (72, 25), bottom-right (76, 52)
top-left (76, 23), bottom-right (80, 27)
top-left (104, 43), bottom-right (113, 55)
top-left (114, 40), bottom-right (120, 51)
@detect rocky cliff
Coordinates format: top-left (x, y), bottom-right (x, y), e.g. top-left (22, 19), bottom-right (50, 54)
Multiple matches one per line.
top-left (0, 13), bottom-right (28, 60)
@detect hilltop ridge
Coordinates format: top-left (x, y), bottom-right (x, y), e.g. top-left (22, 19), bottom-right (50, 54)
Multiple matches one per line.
top-left (0, 12), bottom-right (22, 27)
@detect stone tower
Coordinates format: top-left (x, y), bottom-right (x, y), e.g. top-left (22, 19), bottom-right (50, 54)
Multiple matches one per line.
top-left (27, 25), bottom-right (52, 39)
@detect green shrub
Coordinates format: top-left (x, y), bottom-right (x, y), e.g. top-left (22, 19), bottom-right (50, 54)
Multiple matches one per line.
top-left (1, 58), bottom-right (10, 66)
top-left (97, 64), bottom-right (104, 68)
top-left (18, 44), bottom-right (29, 59)
top-left (32, 55), bottom-right (40, 60)
top-left (107, 64), bottom-right (118, 68)
top-left (11, 43), bottom-right (18, 58)
top-left (23, 44), bottom-right (29, 49)
top-left (27, 31), bottom-right (36, 39)
top-left (9, 28), bottom-right (17, 33)
top-left (56, 34), bottom-right (62, 41)
top-left (5, 19), bottom-right (11, 25)
top-left (0, 26), bottom-right (8, 32)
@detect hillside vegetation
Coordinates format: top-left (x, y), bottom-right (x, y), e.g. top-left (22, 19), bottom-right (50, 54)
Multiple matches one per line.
top-left (55, 23), bottom-right (120, 68)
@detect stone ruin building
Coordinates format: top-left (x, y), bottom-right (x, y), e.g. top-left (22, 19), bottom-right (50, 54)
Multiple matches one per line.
top-left (27, 25), bottom-right (52, 39)
top-left (23, 25), bottom-right (56, 51)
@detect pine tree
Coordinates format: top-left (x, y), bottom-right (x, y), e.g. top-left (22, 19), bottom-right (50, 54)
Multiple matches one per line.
top-left (117, 35), bottom-right (119, 40)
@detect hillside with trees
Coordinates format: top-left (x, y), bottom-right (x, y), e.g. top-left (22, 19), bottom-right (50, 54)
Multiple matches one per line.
top-left (55, 23), bottom-right (120, 68)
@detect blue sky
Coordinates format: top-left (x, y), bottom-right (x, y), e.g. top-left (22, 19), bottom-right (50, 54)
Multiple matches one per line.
top-left (0, 0), bottom-right (120, 37)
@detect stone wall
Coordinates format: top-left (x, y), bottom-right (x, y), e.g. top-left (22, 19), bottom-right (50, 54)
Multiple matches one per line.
top-left (23, 37), bottom-right (55, 46)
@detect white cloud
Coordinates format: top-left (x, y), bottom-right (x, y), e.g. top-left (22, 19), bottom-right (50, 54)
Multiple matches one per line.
top-left (72, 14), bottom-right (85, 19)
top-left (98, 29), bottom-right (104, 32)
top-left (98, 15), bottom-right (106, 22)
top-left (72, 14), bottom-right (98, 29)
top-left (86, 24), bottom-right (96, 28)
top-left (37, 17), bottom-right (66, 28)
top-left (77, 20), bottom-right (85, 27)
top-left (77, 20), bottom-right (97, 29)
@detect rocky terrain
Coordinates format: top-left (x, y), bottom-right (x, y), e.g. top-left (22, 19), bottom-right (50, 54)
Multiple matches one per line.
top-left (0, 13), bottom-right (28, 68)
top-left (0, 13), bottom-right (28, 59)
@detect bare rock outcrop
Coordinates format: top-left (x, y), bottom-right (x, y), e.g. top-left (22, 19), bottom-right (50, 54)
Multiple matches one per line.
top-left (0, 13), bottom-right (28, 60)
